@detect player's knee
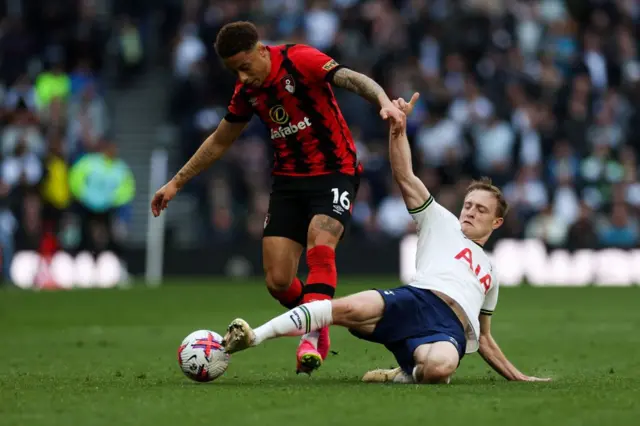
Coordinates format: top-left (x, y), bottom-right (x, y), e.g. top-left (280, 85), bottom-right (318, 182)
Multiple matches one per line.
top-left (414, 356), bottom-right (457, 384)
top-left (264, 267), bottom-right (293, 292)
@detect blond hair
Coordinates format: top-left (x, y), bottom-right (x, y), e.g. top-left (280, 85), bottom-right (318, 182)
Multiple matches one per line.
top-left (465, 177), bottom-right (508, 218)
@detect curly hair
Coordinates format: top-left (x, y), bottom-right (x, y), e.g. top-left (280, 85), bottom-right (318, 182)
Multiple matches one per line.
top-left (214, 21), bottom-right (259, 59)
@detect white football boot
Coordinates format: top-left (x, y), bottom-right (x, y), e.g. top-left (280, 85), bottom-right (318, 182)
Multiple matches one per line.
top-left (222, 319), bottom-right (256, 354)
top-left (361, 367), bottom-right (414, 383)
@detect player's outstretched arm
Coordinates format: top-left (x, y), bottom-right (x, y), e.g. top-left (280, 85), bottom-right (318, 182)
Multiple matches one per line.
top-left (331, 68), bottom-right (404, 122)
top-left (478, 315), bottom-right (551, 382)
top-left (151, 119), bottom-right (247, 217)
top-left (173, 119), bottom-right (246, 187)
top-left (388, 93), bottom-right (430, 211)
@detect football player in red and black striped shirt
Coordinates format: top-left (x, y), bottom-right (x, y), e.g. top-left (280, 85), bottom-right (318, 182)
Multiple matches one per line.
top-left (151, 21), bottom-right (404, 374)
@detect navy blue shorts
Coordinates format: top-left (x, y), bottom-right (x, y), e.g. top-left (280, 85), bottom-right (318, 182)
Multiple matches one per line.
top-left (350, 286), bottom-right (466, 375)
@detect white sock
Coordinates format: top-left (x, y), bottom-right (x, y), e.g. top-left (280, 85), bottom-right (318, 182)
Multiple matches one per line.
top-left (253, 300), bottom-right (333, 345)
top-left (412, 366), bottom-right (420, 383)
top-left (393, 370), bottom-right (415, 384)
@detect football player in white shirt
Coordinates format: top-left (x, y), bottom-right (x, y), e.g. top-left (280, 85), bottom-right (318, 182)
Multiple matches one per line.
top-left (223, 94), bottom-right (550, 384)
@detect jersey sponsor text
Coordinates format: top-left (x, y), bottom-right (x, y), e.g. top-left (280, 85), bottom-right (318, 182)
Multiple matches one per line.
top-left (454, 248), bottom-right (492, 294)
top-left (270, 117), bottom-right (312, 139)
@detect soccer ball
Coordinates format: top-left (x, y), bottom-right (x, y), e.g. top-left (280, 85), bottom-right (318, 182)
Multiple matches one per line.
top-left (177, 330), bottom-right (230, 382)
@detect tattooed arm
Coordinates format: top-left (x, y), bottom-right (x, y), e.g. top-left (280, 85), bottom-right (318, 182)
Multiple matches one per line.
top-left (331, 68), bottom-right (392, 107)
top-left (151, 119), bottom-right (247, 217)
top-left (173, 120), bottom-right (246, 187)
top-left (331, 68), bottom-right (404, 122)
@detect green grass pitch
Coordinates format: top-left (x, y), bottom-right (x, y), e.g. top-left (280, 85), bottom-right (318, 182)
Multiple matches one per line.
top-left (1, 278), bottom-right (640, 426)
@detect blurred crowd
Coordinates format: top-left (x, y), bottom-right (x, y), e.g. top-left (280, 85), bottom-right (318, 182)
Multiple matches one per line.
top-left (0, 0), bottom-right (137, 281)
top-left (168, 0), bottom-right (640, 251)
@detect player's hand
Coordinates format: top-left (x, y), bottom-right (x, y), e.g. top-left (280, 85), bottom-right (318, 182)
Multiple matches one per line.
top-left (380, 102), bottom-right (405, 124)
top-left (151, 179), bottom-right (180, 217)
top-left (392, 92), bottom-right (420, 117)
top-left (388, 107), bottom-right (407, 138)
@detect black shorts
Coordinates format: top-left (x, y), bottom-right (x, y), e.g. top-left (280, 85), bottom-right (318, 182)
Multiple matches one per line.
top-left (263, 172), bottom-right (360, 246)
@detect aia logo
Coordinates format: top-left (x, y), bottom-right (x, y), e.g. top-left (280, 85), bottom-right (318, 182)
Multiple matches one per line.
top-left (454, 248), bottom-right (492, 293)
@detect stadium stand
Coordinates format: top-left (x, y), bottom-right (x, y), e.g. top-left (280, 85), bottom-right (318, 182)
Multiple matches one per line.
top-left (166, 0), bottom-right (640, 252)
top-left (1, 0), bottom-right (639, 283)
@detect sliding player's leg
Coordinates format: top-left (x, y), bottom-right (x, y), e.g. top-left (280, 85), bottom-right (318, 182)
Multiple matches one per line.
top-left (411, 341), bottom-right (460, 384)
top-left (361, 342), bottom-right (459, 384)
top-left (222, 290), bottom-right (384, 354)
top-left (359, 287), bottom-right (466, 384)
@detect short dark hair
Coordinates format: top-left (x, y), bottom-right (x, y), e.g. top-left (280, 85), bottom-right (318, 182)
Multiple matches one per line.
top-left (465, 177), bottom-right (509, 218)
top-left (214, 21), bottom-right (259, 59)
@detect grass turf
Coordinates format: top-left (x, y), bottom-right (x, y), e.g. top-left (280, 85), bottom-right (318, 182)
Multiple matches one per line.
top-left (1, 278), bottom-right (640, 426)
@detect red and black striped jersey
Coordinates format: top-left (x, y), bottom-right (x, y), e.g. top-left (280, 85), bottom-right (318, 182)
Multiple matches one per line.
top-left (225, 44), bottom-right (359, 177)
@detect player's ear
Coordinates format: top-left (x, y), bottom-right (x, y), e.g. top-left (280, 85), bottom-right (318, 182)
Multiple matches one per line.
top-left (492, 217), bottom-right (504, 230)
top-left (257, 43), bottom-right (267, 57)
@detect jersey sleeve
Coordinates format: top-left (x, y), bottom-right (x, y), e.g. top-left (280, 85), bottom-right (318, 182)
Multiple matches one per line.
top-left (408, 195), bottom-right (461, 233)
top-left (288, 45), bottom-right (345, 83)
top-left (480, 278), bottom-right (499, 315)
top-left (224, 82), bottom-right (253, 123)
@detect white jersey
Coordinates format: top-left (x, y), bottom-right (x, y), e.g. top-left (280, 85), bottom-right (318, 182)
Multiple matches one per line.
top-left (407, 195), bottom-right (499, 353)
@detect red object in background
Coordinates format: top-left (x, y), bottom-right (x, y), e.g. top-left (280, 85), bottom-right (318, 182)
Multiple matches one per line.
top-left (39, 229), bottom-right (58, 260)
top-left (35, 229), bottom-right (60, 290)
